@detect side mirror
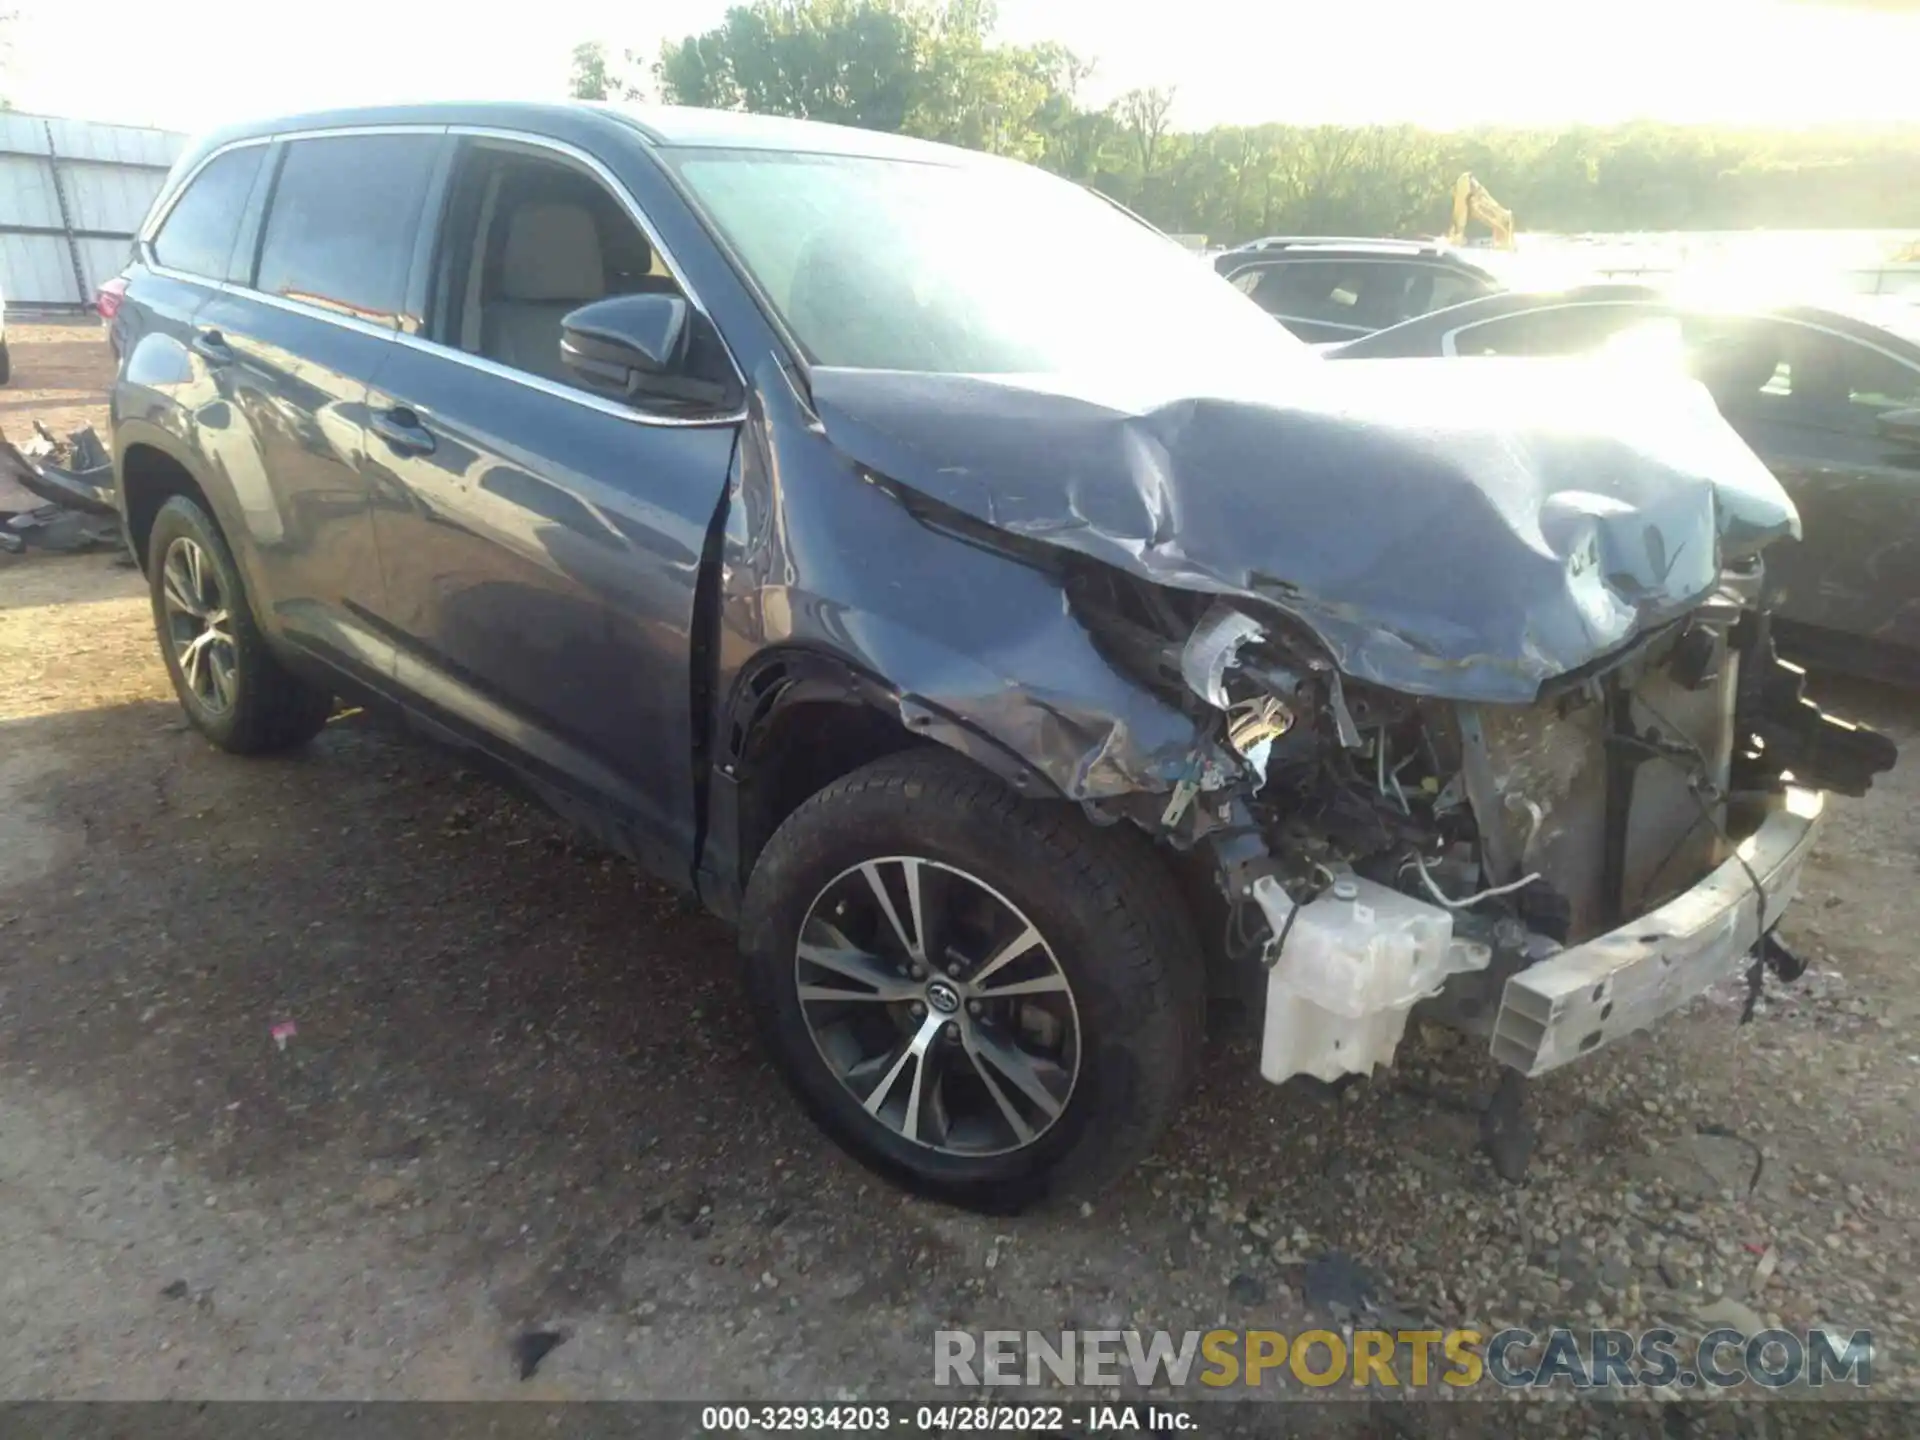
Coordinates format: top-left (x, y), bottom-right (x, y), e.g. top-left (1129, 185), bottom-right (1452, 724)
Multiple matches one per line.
top-left (560, 294), bottom-right (689, 396)
top-left (1878, 406), bottom-right (1920, 450)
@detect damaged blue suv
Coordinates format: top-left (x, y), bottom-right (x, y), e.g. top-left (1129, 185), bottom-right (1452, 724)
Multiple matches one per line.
top-left (109, 103), bottom-right (1893, 1209)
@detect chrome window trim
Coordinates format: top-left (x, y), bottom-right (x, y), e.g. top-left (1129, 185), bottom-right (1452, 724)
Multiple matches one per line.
top-left (1227, 255), bottom-right (1476, 274)
top-left (141, 269), bottom-right (407, 345)
top-left (1442, 300), bottom-right (1920, 376)
top-left (270, 123), bottom-right (453, 143)
top-left (1272, 314), bottom-right (1373, 336)
top-left (141, 120), bottom-right (748, 431)
top-left (1758, 318), bottom-right (1920, 377)
top-left (1441, 300), bottom-right (1658, 358)
top-left (446, 127), bottom-right (719, 332)
top-left (141, 126), bottom-right (450, 246)
top-left (230, 283), bottom-right (405, 341)
top-left (389, 329), bottom-right (746, 428)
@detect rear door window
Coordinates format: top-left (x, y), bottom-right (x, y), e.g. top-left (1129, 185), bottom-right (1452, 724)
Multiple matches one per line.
top-left (254, 134), bottom-right (441, 327)
top-left (150, 146), bottom-right (266, 280)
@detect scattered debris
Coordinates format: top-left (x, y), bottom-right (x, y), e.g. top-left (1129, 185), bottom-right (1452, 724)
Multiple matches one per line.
top-left (0, 423), bottom-right (122, 558)
top-left (0, 465), bottom-right (38, 517)
top-left (1695, 1121), bottom-right (1765, 1196)
top-left (1301, 1249), bottom-right (1380, 1318)
top-left (159, 1279), bottom-right (189, 1300)
top-left (6, 504), bottom-right (121, 554)
top-left (1227, 1272), bottom-right (1266, 1306)
top-left (1480, 1070), bottom-right (1535, 1183)
top-left (1691, 1295), bottom-right (1769, 1336)
top-left (512, 1329), bottom-right (568, 1380)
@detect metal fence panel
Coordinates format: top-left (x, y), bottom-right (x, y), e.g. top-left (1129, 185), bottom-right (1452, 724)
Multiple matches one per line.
top-left (0, 113), bottom-right (186, 307)
top-left (0, 151), bottom-right (64, 231)
top-left (0, 232), bottom-right (81, 305)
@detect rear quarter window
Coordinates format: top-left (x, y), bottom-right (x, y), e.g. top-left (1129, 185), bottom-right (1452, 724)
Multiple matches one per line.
top-left (254, 134), bottom-right (441, 326)
top-left (150, 146), bottom-right (266, 280)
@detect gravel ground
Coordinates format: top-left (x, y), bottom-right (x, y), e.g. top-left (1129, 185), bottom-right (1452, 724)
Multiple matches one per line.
top-left (1, 324), bottom-right (1915, 1418)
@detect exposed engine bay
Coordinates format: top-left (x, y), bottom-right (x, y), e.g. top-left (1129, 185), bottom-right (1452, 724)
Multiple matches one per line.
top-left (800, 356), bottom-right (1899, 1129)
top-left (1064, 560), bottom-right (1896, 1088)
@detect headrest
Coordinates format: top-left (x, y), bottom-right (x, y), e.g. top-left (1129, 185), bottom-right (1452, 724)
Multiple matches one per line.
top-left (500, 203), bottom-right (605, 302)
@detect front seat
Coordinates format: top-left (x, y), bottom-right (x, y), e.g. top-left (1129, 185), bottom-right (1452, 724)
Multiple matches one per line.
top-left (482, 202), bottom-right (606, 383)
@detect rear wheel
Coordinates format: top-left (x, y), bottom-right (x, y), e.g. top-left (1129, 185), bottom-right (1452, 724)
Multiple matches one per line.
top-left (740, 749), bottom-right (1204, 1211)
top-left (147, 495), bottom-right (333, 753)
top-left (0, 338), bottom-right (11, 386)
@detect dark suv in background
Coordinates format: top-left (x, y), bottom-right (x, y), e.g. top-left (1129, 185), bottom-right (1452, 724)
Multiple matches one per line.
top-left (1212, 237), bottom-right (1504, 341)
top-left (109, 102), bottom-right (1885, 1210)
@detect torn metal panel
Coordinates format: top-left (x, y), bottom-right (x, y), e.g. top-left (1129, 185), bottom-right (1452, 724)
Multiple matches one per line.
top-left (807, 358), bottom-right (1798, 704)
top-left (713, 360), bottom-right (1229, 805)
top-left (707, 355), bottom-right (1889, 1094)
top-left (0, 466), bottom-right (39, 517)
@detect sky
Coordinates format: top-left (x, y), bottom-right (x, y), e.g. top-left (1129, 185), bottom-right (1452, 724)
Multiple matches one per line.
top-left (9, 0), bottom-right (1920, 136)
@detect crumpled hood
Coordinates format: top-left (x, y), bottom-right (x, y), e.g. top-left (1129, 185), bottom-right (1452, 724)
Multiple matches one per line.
top-left (808, 357), bottom-right (1798, 703)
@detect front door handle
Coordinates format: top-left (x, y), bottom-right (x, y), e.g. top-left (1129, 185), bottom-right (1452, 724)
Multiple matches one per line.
top-left (190, 328), bottom-right (234, 363)
top-left (369, 406), bottom-right (436, 456)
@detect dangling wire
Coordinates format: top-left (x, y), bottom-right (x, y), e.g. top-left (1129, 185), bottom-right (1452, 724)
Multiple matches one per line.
top-left (1405, 851), bottom-right (1544, 910)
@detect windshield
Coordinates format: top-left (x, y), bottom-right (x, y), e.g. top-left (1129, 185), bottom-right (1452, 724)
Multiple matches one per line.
top-left (667, 147), bottom-right (1307, 374)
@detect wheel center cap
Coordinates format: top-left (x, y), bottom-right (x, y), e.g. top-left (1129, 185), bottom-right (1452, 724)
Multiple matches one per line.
top-left (924, 979), bottom-right (961, 1014)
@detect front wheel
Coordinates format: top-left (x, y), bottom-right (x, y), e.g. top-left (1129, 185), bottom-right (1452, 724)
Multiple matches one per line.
top-left (740, 749), bottom-right (1204, 1211)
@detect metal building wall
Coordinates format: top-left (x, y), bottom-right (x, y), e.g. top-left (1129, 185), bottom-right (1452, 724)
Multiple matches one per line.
top-left (0, 113), bottom-right (186, 309)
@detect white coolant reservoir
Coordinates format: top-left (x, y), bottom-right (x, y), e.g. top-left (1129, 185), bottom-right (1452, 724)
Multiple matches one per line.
top-left (1256, 874), bottom-right (1491, 1084)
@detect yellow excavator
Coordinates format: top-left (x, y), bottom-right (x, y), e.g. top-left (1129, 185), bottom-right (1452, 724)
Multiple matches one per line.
top-left (1448, 173), bottom-right (1515, 250)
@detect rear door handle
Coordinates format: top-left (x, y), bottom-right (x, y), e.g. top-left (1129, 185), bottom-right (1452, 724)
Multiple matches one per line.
top-left (190, 328), bottom-right (233, 362)
top-left (369, 406), bottom-right (436, 456)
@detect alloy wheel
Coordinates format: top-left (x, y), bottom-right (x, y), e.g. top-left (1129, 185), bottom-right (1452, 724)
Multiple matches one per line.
top-left (160, 536), bottom-right (237, 714)
top-left (795, 857), bottom-right (1082, 1157)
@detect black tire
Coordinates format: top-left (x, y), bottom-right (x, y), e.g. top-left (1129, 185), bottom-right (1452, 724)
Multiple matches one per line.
top-left (0, 339), bottom-right (11, 386)
top-left (740, 748), bottom-right (1205, 1212)
top-left (147, 494), bottom-right (333, 754)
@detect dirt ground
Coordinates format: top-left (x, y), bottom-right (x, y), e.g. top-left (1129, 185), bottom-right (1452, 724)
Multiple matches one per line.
top-left (1, 323), bottom-right (1916, 1412)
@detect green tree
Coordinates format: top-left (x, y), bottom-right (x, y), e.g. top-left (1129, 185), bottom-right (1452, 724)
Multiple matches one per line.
top-left (1117, 86), bottom-right (1175, 178)
top-left (657, 0), bottom-right (932, 132)
top-left (569, 40), bottom-right (616, 101)
top-left (619, 3), bottom-right (1920, 240)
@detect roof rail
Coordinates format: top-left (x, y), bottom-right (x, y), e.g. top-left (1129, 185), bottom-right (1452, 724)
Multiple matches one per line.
top-left (1230, 236), bottom-right (1436, 253)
